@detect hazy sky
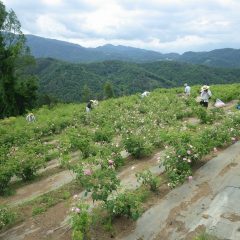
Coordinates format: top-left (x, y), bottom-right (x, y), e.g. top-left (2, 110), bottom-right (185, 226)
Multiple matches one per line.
top-left (2, 0), bottom-right (240, 53)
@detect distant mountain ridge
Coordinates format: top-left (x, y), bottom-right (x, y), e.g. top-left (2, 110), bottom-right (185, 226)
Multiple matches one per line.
top-left (26, 35), bottom-right (240, 68)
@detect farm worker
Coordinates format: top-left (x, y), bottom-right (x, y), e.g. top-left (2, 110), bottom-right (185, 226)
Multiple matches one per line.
top-left (141, 91), bottom-right (150, 98)
top-left (86, 100), bottom-right (94, 112)
top-left (26, 113), bottom-right (36, 122)
top-left (184, 83), bottom-right (191, 96)
top-left (200, 85), bottom-right (212, 108)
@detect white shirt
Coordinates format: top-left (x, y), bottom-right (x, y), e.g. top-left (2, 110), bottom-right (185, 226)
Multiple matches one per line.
top-left (200, 90), bottom-right (212, 102)
top-left (185, 86), bottom-right (191, 95)
top-left (141, 91), bottom-right (150, 98)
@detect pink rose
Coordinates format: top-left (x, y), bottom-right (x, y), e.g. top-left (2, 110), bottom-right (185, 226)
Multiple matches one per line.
top-left (108, 160), bottom-right (114, 165)
top-left (75, 208), bottom-right (81, 213)
top-left (84, 169), bottom-right (92, 176)
top-left (188, 176), bottom-right (193, 181)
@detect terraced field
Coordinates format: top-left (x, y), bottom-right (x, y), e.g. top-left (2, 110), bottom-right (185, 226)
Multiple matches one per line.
top-left (0, 84), bottom-right (239, 240)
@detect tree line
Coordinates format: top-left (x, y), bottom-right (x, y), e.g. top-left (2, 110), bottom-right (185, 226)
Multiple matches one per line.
top-left (0, 1), bottom-right (38, 119)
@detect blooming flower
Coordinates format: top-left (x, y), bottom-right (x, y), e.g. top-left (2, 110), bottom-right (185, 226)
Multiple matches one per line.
top-left (108, 160), bottom-right (114, 165)
top-left (183, 158), bottom-right (187, 161)
top-left (73, 194), bottom-right (78, 199)
top-left (75, 207), bottom-right (81, 213)
top-left (71, 207), bottom-right (76, 212)
top-left (231, 137), bottom-right (236, 141)
top-left (213, 147), bottom-right (218, 153)
top-left (187, 159), bottom-right (191, 163)
top-left (84, 169), bottom-right (92, 176)
top-left (188, 176), bottom-right (193, 181)
top-left (187, 150), bottom-right (191, 155)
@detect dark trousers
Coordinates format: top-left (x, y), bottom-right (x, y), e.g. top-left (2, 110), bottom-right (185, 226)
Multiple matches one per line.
top-left (200, 101), bottom-right (208, 108)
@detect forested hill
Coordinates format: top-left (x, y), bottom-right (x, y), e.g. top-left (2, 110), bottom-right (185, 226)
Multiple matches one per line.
top-left (26, 35), bottom-right (240, 68)
top-left (26, 35), bottom-right (167, 63)
top-left (179, 48), bottom-right (240, 68)
top-left (31, 58), bottom-right (240, 103)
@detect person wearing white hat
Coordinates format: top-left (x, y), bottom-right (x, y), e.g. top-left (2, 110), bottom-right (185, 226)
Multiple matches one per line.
top-left (200, 85), bottom-right (212, 108)
top-left (184, 83), bottom-right (191, 96)
top-left (86, 100), bottom-right (94, 112)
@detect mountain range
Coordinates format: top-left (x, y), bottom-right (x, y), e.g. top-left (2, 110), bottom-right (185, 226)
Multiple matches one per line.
top-left (26, 35), bottom-right (240, 68)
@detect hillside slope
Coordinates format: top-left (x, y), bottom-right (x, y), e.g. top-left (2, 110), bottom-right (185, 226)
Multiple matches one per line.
top-left (31, 59), bottom-right (240, 102)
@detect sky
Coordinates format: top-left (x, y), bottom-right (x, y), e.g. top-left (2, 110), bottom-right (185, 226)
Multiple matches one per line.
top-left (2, 0), bottom-right (240, 53)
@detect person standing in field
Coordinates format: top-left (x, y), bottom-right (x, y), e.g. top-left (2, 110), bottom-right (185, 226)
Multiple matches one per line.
top-left (184, 83), bottom-right (191, 96)
top-left (200, 85), bottom-right (212, 108)
top-left (86, 100), bottom-right (93, 112)
top-left (26, 113), bottom-right (36, 122)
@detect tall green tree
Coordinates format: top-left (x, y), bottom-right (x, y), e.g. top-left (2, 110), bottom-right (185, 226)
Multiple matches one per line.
top-left (103, 81), bottom-right (114, 99)
top-left (0, 1), bottom-right (38, 118)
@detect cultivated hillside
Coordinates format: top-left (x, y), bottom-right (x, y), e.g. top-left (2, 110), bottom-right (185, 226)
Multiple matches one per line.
top-left (0, 84), bottom-right (239, 240)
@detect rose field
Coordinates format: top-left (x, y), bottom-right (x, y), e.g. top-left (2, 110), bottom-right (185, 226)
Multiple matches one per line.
top-left (0, 83), bottom-right (240, 240)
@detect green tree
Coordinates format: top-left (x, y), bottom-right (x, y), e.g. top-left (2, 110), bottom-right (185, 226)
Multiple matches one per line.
top-left (103, 81), bottom-right (114, 99)
top-left (0, 1), bottom-right (38, 118)
top-left (81, 84), bottom-right (91, 102)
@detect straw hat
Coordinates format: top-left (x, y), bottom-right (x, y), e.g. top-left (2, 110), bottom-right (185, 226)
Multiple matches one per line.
top-left (201, 85), bottom-right (209, 91)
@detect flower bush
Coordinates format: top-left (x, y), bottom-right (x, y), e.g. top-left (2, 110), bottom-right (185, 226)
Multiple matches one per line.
top-left (74, 163), bottom-right (120, 203)
top-left (105, 191), bottom-right (142, 220)
top-left (124, 135), bottom-right (153, 158)
top-left (71, 203), bottom-right (92, 240)
top-left (136, 170), bottom-right (160, 192)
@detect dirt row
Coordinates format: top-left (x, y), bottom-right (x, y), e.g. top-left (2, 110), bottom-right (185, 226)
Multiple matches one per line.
top-left (118, 141), bottom-right (240, 240)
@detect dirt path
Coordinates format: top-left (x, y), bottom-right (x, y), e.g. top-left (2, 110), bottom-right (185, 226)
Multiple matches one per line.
top-left (118, 141), bottom-right (240, 240)
top-left (0, 170), bottom-right (75, 206)
top-left (0, 150), bottom-right (165, 240)
top-left (0, 151), bottom-right (82, 206)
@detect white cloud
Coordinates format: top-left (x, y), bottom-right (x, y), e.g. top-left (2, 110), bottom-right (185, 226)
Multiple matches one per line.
top-left (2, 0), bottom-right (240, 53)
top-left (35, 15), bottom-right (71, 37)
top-left (41, 0), bottom-right (63, 6)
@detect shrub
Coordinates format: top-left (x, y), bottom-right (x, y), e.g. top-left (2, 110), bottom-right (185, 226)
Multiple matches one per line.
top-left (71, 203), bottom-right (92, 240)
top-left (74, 165), bottom-right (120, 203)
top-left (105, 191), bottom-right (142, 220)
top-left (136, 170), bottom-right (160, 192)
top-left (14, 148), bottom-right (46, 181)
top-left (112, 153), bottom-right (125, 169)
top-left (124, 135), bottom-right (153, 158)
top-left (0, 205), bottom-right (16, 230)
top-left (93, 127), bottom-right (114, 143)
top-left (163, 152), bottom-right (192, 188)
top-left (0, 162), bottom-right (15, 194)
